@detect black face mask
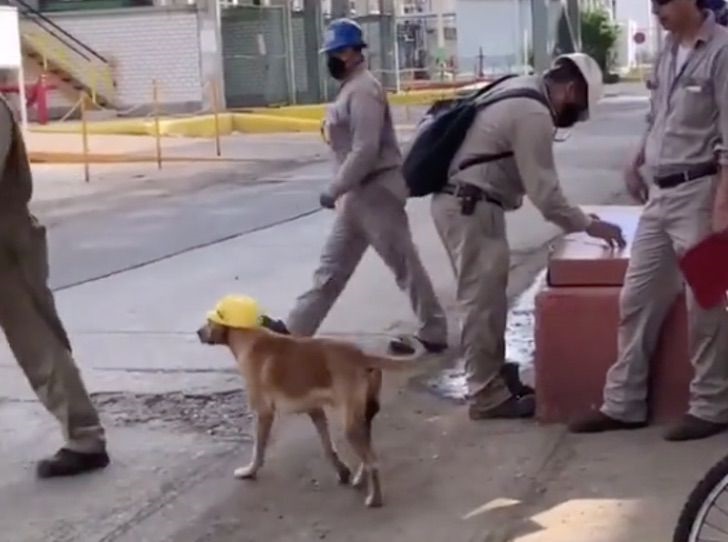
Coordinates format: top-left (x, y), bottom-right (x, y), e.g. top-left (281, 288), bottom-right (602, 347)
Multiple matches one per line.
top-left (327, 56), bottom-right (347, 80)
top-left (555, 103), bottom-right (583, 128)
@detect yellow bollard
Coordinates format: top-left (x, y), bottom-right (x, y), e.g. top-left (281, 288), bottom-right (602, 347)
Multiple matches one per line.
top-left (90, 69), bottom-right (98, 106)
top-left (405, 88), bottom-right (411, 122)
top-left (152, 79), bottom-right (162, 170)
top-left (211, 80), bottom-right (222, 157)
top-left (80, 92), bottom-right (90, 183)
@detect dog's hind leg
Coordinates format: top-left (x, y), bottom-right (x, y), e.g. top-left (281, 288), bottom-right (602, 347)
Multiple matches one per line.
top-left (309, 408), bottom-right (351, 484)
top-left (352, 397), bottom-right (380, 489)
top-left (234, 409), bottom-right (274, 480)
top-left (345, 410), bottom-right (383, 508)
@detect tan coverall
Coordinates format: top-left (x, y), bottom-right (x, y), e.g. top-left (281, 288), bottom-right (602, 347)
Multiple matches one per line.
top-left (286, 65), bottom-right (447, 343)
top-left (602, 13), bottom-right (728, 424)
top-left (430, 75), bottom-right (591, 409)
top-left (0, 98), bottom-right (105, 453)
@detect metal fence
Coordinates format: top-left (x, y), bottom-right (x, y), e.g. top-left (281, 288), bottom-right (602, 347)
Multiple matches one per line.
top-left (395, 13), bottom-right (458, 84)
top-left (220, 5), bottom-right (513, 107)
top-left (220, 5), bottom-right (294, 107)
top-left (220, 4), bottom-right (403, 107)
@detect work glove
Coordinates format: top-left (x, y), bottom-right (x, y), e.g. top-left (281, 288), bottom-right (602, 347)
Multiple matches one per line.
top-left (319, 191), bottom-right (336, 210)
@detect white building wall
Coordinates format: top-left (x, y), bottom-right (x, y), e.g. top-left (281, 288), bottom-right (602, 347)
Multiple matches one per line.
top-left (613, 0), bottom-right (657, 64)
top-left (44, 6), bottom-right (203, 110)
top-left (455, 0), bottom-right (530, 76)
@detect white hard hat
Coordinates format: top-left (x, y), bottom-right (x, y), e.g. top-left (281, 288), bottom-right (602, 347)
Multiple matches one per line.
top-left (552, 53), bottom-right (604, 120)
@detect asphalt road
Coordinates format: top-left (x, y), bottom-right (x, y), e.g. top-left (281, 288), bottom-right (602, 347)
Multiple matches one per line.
top-left (32, 93), bottom-right (647, 293)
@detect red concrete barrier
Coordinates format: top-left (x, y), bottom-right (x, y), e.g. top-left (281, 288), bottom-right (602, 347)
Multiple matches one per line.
top-left (535, 206), bottom-right (691, 424)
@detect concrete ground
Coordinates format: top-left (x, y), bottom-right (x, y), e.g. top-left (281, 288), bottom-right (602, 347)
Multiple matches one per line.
top-left (1, 85), bottom-right (724, 542)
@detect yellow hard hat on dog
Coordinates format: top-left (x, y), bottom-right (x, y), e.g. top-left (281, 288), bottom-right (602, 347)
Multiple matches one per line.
top-left (207, 295), bottom-right (263, 329)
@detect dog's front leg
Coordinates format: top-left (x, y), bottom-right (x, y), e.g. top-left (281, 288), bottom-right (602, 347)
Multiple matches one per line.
top-left (309, 408), bottom-right (351, 484)
top-left (234, 410), bottom-right (274, 480)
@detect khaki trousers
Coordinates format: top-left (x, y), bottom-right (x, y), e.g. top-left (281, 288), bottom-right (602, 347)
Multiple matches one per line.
top-left (0, 213), bottom-right (105, 452)
top-left (602, 176), bottom-right (728, 424)
top-left (431, 193), bottom-right (512, 409)
top-left (286, 182), bottom-right (447, 343)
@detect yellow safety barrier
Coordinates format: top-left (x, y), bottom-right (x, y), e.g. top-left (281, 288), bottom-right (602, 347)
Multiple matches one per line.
top-left (29, 79), bottom-right (458, 153)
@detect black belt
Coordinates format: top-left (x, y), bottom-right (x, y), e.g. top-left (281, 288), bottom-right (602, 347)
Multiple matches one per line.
top-left (440, 183), bottom-right (503, 208)
top-left (654, 163), bottom-right (718, 189)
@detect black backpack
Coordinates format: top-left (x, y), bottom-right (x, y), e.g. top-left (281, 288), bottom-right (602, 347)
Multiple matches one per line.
top-left (402, 75), bottom-right (550, 198)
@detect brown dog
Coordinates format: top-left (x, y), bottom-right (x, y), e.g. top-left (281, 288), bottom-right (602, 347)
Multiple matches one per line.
top-left (196, 318), bottom-right (419, 508)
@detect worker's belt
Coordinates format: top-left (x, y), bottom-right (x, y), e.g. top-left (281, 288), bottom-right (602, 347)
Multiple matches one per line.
top-left (654, 163), bottom-right (718, 189)
top-left (440, 183), bottom-right (503, 208)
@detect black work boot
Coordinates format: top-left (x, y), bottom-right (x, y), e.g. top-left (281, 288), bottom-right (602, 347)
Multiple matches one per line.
top-left (500, 362), bottom-right (535, 398)
top-left (664, 415), bottom-right (728, 442)
top-left (468, 394), bottom-right (536, 420)
top-left (388, 336), bottom-right (447, 356)
top-left (37, 448), bottom-right (110, 479)
top-left (568, 411), bottom-right (647, 434)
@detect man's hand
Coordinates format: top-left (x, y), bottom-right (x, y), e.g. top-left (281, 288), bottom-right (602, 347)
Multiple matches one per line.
top-left (713, 169), bottom-right (728, 237)
top-left (319, 191), bottom-right (336, 210)
top-left (585, 217), bottom-right (627, 248)
top-left (624, 164), bottom-right (649, 204)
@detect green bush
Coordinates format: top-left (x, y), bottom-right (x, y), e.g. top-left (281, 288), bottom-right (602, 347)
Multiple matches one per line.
top-left (581, 7), bottom-right (620, 77)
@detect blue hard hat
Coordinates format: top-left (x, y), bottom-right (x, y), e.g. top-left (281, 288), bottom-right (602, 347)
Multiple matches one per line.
top-left (320, 18), bottom-right (367, 54)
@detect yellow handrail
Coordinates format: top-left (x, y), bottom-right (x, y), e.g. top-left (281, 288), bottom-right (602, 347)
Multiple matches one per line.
top-left (21, 28), bottom-right (115, 106)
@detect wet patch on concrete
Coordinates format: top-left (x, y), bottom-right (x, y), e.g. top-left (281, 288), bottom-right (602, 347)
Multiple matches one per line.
top-left (93, 389), bottom-right (253, 441)
top-left (416, 270), bottom-right (546, 402)
top-left (505, 270), bottom-right (546, 388)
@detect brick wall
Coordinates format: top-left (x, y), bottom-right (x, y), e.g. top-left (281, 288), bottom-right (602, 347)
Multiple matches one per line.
top-left (41, 6), bottom-right (204, 112)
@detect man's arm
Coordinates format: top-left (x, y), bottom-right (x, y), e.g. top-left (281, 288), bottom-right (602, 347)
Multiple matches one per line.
top-left (713, 45), bottom-right (728, 234)
top-left (511, 109), bottom-right (591, 233)
top-left (0, 101), bottom-right (13, 170)
top-left (636, 72), bottom-right (658, 166)
top-left (326, 88), bottom-right (385, 200)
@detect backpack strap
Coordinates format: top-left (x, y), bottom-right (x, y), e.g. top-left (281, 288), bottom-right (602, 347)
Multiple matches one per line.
top-left (467, 73), bottom-right (520, 101)
top-left (455, 88), bottom-right (551, 172)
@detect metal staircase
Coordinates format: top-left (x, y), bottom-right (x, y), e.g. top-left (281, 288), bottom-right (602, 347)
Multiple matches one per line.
top-left (11, 0), bottom-right (117, 108)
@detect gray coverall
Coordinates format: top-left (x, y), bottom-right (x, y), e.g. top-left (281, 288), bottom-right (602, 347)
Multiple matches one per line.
top-left (602, 12), bottom-right (728, 424)
top-left (286, 65), bottom-right (447, 344)
top-left (430, 75), bottom-right (591, 410)
top-left (0, 98), bottom-right (105, 453)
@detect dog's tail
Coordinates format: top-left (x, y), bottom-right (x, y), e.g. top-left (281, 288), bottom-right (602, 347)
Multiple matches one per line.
top-left (359, 335), bottom-right (429, 370)
top-left (361, 355), bottom-right (418, 371)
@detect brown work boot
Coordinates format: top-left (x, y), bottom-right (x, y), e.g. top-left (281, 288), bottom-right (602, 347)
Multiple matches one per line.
top-left (37, 448), bottom-right (110, 479)
top-left (664, 414), bottom-right (728, 442)
top-left (468, 394), bottom-right (536, 420)
top-left (568, 411), bottom-right (647, 434)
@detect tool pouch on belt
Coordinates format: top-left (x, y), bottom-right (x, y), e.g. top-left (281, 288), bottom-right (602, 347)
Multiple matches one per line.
top-left (458, 184), bottom-right (481, 216)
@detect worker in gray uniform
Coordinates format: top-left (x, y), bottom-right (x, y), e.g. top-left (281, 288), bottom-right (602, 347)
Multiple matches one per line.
top-left (572, 0), bottom-right (728, 441)
top-left (431, 54), bottom-right (626, 420)
top-left (284, 18), bottom-right (448, 353)
top-left (0, 96), bottom-right (109, 477)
